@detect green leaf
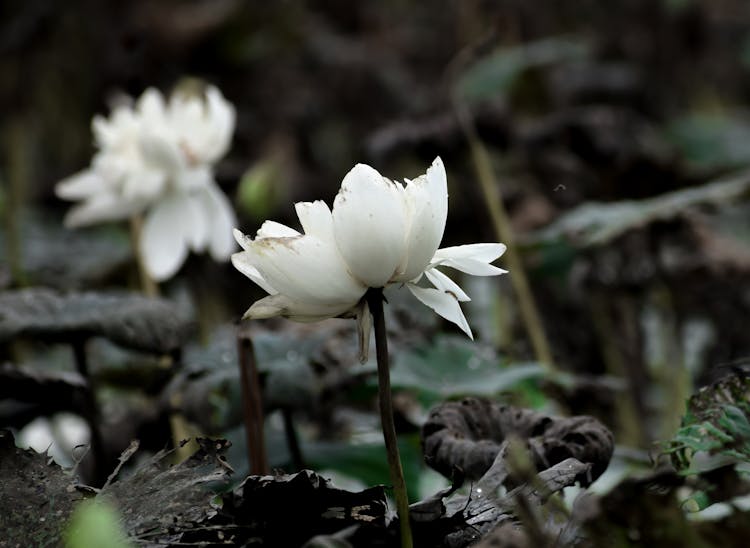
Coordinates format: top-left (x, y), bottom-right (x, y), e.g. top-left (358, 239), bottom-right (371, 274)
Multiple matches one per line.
top-left (681, 490), bottom-right (711, 512)
top-left (303, 434), bottom-right (425, 503)
top-left (457, 37), bottom-right (589, 104)
top-left (390, 335), bottom-right (546, 406)
top-left (530, 170), bottom-right (750, 248)
top-left (662, 372), bottom-right (750, 473)
top-left (665, 113), bottom-right (750, 172)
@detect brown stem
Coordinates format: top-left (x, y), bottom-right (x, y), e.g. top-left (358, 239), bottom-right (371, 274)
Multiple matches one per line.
top-left (365, 288), bottom-right (413, 548)
top-left (237, 331), bottom-right (269, 475)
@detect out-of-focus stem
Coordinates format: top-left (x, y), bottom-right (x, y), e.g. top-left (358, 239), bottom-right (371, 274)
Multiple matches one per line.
top-left (4, 119), bottom-right (29, 286)
top-left (282, 407), bottom-right (305, 471)
top-left (588, 293), bottom-right (644, 447)
top-left (237, 331), bottom-right (269, 475)
top-left (129, 215), bottom-right (159, 298)
top-left (366, 288), bottom-right (413, 548)
top-left (454, 100), bottom-right (555, 373)
top-left (71, 337), bottom-right (107, 485)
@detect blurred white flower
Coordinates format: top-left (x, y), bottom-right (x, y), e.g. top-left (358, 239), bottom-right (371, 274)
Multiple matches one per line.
top-left (232, 157), bottom-right (507, 339)
top-left (56, 85), bottom-right (237, 281)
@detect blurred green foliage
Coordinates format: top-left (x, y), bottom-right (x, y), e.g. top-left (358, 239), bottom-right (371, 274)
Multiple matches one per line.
top-left (65, 500), bottom-right (131, 548)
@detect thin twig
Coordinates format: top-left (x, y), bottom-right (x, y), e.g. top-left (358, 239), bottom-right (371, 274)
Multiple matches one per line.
top-left (366, 288), bottom-right (413, 548)
top-left (102, 439), bottom-right (140, 490)
top-left (237, 330), bottom-right (269, 475)
top-left (453, 98), bottom-right (556, 373)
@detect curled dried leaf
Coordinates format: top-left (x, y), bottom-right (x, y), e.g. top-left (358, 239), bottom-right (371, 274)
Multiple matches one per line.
top-left (422, 397), bottom-right (614, 486)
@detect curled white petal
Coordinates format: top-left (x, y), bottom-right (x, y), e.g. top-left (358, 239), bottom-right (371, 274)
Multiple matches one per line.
top-left (63, 193), bottom-right (145, 227)
top-left (243, 293), bottom-right (356, 322)
top-left (407, 283), bottom-right (473, 339)
top-left (432, 243), bottom-right (508, 276)
top-left (296, 200), bottom-right (335, 241)
top-left (397, 157), bottom-right (448, 282)
top-left (257, 220), bottom-right (300, 239)
top-left (332, 164), bottom-right (409, 287)
top-left (231, 251), bottom-right (277, 294)
top-left (247, 234), bottom-right (365, 306)
top-left (55, 170), bottom-right (103, 201)
top-left (424, 268), bottom-right (470, 302)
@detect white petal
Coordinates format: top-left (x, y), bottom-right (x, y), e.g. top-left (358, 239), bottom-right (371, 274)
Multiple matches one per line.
top-left (246, 234), bottom-right (365, 305)
top-left (233, 228), bottom-right (253, 251)
top-left (434, 243), bottom-right (507, 262)
top-left (243, 293), bottom-right (355, 321)
top-left (184, 193), bottom-right (210, 251)
top-left (136, 88), bottom-right (167, 121)
top-left (432, 243), bottom-right (508, 276)
top-left (140, 193), bottom-right (196, 281)
top-left (332, 164), bottom-right (409, 287)
top-left (92, 106), bottom-right (137, 149)
top-left (175, 166), bottom-right (212, 192)
top-left (407, 283), bottom-right (473, 339)
top-left (56, 170), bottom-right (103, 200)
top-left (295, 200), bottom-right (335, 241)
top-left (257, 220), bottom-right (300, 239)
top-left (139, 130), bottom-right (184, 173)
top-left (231, 251), bottom-right (277, 294)
top-left (203, 85), bottom-right (236, 162)
top-left (397, 157), bottom-right (448, 281)
top-left (63, 193), bottom-right (145, 227)
top-left (199, 183), bottom-right (237, 261)
top-left (234, 221), bottom-right (300, 252)
top-left (424, 268), bottom-right (470, 302)
top-left (121, 170), bottom-right (166, 201)
top-left (167, 85), bottom-right (235, 165)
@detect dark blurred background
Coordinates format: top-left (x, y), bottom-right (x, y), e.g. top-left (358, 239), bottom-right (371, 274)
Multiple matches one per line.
top-left (3, 0), bottom-right (750, 455)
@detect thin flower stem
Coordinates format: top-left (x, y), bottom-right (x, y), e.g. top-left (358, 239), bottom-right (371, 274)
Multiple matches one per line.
top-left (282, 407), bottom-right (305, 471)
top-left (237, 330), bottom-right (269, 475)
top-left (454, 100), bottom-right (556, 374)
top-left (365, 288), bottom-right (413, 548)
top-left (71, 337), bottom-right (107, 485)
top-left (129, 215), bottom-right (160, 298)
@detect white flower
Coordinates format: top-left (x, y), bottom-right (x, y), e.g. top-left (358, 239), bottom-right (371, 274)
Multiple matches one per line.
top-left (56, 85), bottom-right (237, 281)
top-left (232, 157), bottom-right (507, 339)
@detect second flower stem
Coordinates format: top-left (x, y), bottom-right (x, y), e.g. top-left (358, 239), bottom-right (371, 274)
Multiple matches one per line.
top-left (365, 288), bottom-right (413, 548)
top-left (129, 215), bottom-right (159, 298)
